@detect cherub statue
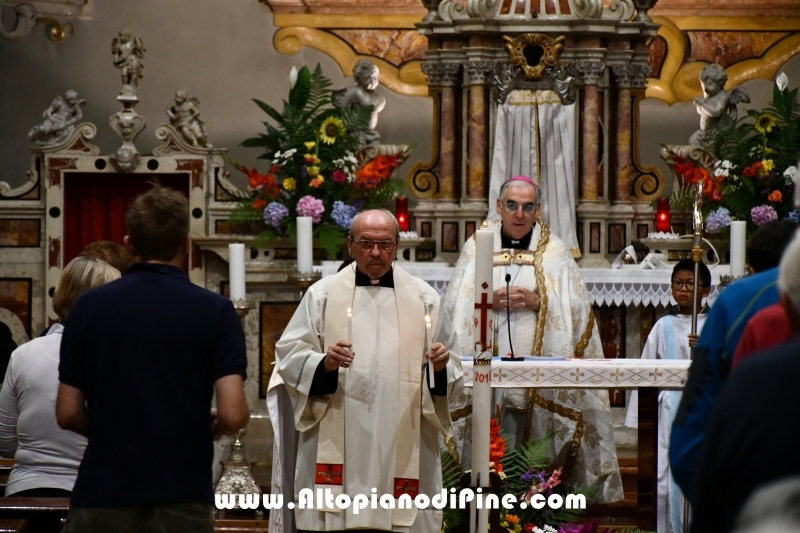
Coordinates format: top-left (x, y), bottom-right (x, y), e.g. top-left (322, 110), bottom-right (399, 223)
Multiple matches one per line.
top-left (28, 90), bottom-right (86, 147)
top-left (332, 59), bottom-right (386, 146)
top-left (689, 63), bottom-right (750, 155)
top-left (166, 90), bottom-right (210, 148)
top-left (112, 29), bottom-right (145, 92)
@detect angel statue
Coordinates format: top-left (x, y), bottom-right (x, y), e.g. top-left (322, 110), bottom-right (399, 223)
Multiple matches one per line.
top-left (166, 90), bottom-right (210, 148)
top-left (332, 59), bottom-right (385, 146)
top-left (28, 90), bottom-right (86, 147)
top-left (112, 29), bottom-right (145, 93)
top-left (689, 63), bottom-right (750, 156)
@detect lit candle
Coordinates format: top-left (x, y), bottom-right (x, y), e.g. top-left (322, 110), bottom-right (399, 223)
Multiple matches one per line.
top-left (347, 307), bottom-right (353, 353)
top-left (655, 197), bottom-right (671, 233)
top-left (730, 220), bottom-right (746, 277)
top-left (471, 227), bottom-right (493, 533)
top-left (297, 216), bottom-right (313, 273)
top-left (228, 243), bottom-right (246, 301)
top-left (395, 197), bottom-right (410, 232)
top-left (425, 315), bottom-right (435, 387)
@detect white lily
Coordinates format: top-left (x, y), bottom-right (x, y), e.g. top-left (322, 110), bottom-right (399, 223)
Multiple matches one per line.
top-left (289, 66), bottom-right (298, 89)
top-left (776, 72), bottom-right (789, 91)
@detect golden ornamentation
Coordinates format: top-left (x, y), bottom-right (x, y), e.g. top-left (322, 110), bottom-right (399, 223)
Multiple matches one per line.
top-left (407, 92), bottom-right (441, 198)
top-left (631, 92), bottom-right (666, 201)
top-left (273, 27), bottom-right (428, 96)
top-left (532, 223), bottom-right (550, 357)
top-left (444, 436), bottom-right (461, 469)
top-left (450, 404), bottom-right (473, 422)
top-left (493, 250), bottom-right (536, 266)
top-left (573, 307), bottom-right (594, 359)
top-left (647, 17), bottom-right (800, 104)
top-left (474, 358), bottom-right (492, 366)
top-left (503, 34), bottom-right (565, 81)
top-left (520, 390), bottom-right (584, 482)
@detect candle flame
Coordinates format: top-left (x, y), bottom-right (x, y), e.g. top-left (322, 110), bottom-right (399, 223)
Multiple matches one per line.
top-left (347, 307), bottom-right (352, 314)
top-left (425, 315), bottom-right (431, 324)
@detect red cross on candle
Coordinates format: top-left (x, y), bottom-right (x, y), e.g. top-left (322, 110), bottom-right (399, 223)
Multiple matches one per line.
top-left (474, 292), bottom-right (492, 349)
top-left (314, 463), bottom-right (344, 485)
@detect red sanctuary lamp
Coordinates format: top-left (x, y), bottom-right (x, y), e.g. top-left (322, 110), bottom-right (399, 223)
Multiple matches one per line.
top-left (655, 197), bottom-right (671, 233)
top-left (395, 197), bottom-right (410, 232)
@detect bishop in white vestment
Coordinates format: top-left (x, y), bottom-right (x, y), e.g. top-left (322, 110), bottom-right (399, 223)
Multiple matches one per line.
top-left (272, 210), bottom-right (463, 533)
top-left (444, 177), bottom-right (623, 503)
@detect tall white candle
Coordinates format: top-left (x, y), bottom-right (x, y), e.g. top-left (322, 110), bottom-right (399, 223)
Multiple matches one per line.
top-left (297, 216), bottom-right (313, 273)
top-left (730, 221), bottom-right (746, 278)
top-left (425, 315), bottom-right (435, 387)
top-left (347, 307), bottom-right (353, 353)
top-left (471, 228), bottom-right (493, 533)
top-left (228, 243), bottom-right (246, 301)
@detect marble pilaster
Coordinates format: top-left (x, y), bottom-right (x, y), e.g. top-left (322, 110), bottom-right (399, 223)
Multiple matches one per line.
top-left (463, 61), bottom-right (494, 201)
top-left (612, 65), bottom-right (633, 204)
top-left (421, 62), bottom-right (461, 200)
top-left (576, 62), bottom-right (605, 202)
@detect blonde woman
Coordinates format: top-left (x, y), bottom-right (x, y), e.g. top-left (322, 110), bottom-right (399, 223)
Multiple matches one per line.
top-left (0, 255), bottom-right (120, 496)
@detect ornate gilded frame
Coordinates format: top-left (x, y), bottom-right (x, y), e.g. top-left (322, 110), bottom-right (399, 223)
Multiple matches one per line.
top-left (503, 34), bottom-right (565, 81)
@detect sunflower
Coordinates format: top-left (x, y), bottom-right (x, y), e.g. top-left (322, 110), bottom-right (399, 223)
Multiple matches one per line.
top-left (319, 117), bottom-right (345, 145)
top-left (755, 114), bottom-right (777, 134)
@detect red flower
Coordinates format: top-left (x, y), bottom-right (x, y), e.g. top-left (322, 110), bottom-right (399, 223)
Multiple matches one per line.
top-left (743, 165), bottom-right (756, 177)
top-left (768, 190), bottom-right (783, 202)
top-left (524, 523), bottom-right (537, 533)
top-left (252, 197), bottom-right (266, 211)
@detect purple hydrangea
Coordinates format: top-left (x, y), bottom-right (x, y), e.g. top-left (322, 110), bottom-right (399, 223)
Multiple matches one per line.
top-left (789, 209), bottom-right (799, 223)
top-left (751, 204), bottom-right (778, 226)
top-left (263, 201), bottom-right (289, 230)
top-left (296, 195), bottom-right (325, 223)
top-left (331, 201), bottom-right (358, 230)
top-left (705, 207), bottom-right (731, 234)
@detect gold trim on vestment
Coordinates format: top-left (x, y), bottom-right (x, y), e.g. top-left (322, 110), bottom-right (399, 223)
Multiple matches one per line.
top-left (532, 223), bottom-right (550, 356)
top-left (444, 436), bottom-right (461, 470)
top-left (573, 307), bottom-right (595, 359)
top-left (519, 389), bottom-right (584, 483)
top-left (450, 404), bottom-right (473, 422)
top-left (493, 250), bottom-right (536, 266)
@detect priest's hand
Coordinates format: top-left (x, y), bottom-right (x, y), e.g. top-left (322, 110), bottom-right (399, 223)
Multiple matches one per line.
top-left (325, 341), bottom-right (354, 371)
top-left (427, 342), bottom-right (449, 372)
top-left (493, 286), bottom-right (541, 312)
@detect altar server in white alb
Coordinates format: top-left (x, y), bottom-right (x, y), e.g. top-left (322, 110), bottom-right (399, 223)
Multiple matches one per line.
top-left (273, 209), bottom-right (463, 533)
top-left (626, 260), bottom-right (710, 533)
top-left (445, 176), bottom-right (623, 503)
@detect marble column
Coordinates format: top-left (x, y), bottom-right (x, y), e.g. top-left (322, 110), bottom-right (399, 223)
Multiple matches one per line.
top-left (576, 62), bottom-right (605, 202)
top-left (463, 62), bottom-right (495, 201)
top-left (422, 62), bottom-right (461, 200)
top-left (612, 65), bottom-right (633, 203)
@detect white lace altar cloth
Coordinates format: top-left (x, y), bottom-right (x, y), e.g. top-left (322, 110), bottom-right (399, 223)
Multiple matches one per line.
top-left (316, 264), bottom-right (729, 307)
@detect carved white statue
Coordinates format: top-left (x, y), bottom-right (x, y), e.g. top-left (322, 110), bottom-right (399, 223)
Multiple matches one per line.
top-left (28, 90), bottom-right (86, 147)
top-left (689, 63), bottom-right (750, 155)
top-left (112, 29), bottom-right (146, 93)
top-left (332, 59), bottom-right (385, 146)
top-left (166, 90), bottom-right (210, 148)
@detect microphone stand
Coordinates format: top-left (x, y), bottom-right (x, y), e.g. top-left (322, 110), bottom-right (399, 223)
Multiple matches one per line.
top-left (501, 273), bottom-right (521, 361)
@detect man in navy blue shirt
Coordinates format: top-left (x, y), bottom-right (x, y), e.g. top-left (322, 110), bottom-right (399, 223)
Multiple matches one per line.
top-left (56, 185), bottom-right (249, 533)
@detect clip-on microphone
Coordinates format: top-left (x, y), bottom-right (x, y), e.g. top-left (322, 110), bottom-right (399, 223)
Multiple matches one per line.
top-left (501, 273), bottom-right (520, 361)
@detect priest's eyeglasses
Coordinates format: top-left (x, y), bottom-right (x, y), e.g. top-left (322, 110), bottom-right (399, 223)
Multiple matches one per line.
top-left (672, 281), bottom-right (706, 290)
top-left (352, 239), bottom-right (397, 252)
top-left (504, 201), bottom-right (536, 213)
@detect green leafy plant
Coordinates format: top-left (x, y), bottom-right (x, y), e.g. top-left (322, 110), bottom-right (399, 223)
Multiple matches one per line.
top-left (226, 64), bottom-right (409, 258)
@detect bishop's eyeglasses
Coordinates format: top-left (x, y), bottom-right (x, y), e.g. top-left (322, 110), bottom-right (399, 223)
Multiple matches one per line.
top-left (351, 239), bottom-right (397, 252)
top-left (504, 201), bottom-right (536, 213)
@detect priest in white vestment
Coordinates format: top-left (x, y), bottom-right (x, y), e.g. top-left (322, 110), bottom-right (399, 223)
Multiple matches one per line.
top-left (272, 210), bottom-right (463, 533)
top-left (444, 176), bottom-right (623, 503)
top-left (626, 260), bottom-right (711, 533)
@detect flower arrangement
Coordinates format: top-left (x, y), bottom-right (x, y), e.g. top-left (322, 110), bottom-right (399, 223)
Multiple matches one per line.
top-left (441, 409), bottom-right (602, 533)
top-left (661, 73), bottom-right (799, 235)
top-left (226, 64), bottom-right (408, 257)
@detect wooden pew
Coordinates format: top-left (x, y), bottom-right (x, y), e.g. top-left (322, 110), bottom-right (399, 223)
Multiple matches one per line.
top-left (0, 498), bottom-right (68, 533)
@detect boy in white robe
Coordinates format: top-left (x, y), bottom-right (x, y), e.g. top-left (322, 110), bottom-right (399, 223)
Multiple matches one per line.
top-left (626, 259), bottom-right (711, 533)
